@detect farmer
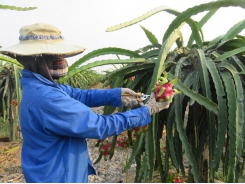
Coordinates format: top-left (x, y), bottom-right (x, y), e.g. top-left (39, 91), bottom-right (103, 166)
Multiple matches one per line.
top-left (0, 23), bottom-right (174, 183)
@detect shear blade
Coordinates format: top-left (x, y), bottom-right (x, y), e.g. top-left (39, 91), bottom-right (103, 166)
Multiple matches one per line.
top-left (141, 93), bottom-right (150, 101)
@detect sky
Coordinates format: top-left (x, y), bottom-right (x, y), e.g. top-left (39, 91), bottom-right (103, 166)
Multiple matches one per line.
top-left (1, 0), bottom-right (245, 72)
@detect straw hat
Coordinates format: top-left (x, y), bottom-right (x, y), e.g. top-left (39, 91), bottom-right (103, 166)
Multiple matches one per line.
top-left (0, 23), bottom-right (85, 58)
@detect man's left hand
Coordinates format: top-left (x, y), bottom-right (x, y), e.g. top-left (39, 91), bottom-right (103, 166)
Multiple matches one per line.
top-left (121, 88), bottom-right (142, 107)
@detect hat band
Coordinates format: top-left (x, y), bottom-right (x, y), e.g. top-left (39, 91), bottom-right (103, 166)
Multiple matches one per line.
top-left (19, 35), bottom-right (64, 41)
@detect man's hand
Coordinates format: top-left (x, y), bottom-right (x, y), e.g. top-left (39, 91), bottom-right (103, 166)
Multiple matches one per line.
top-left (121, 88), bottom-right (142, 107)
top-left (145, 92), bottom-right (174, 115)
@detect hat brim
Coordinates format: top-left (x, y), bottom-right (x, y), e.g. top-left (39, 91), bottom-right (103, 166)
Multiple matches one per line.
top-left (0, 40), bottom-right (85, 58)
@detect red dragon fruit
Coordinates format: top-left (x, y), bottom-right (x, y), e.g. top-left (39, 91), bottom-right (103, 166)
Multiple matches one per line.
top-left (12, 99), bottom-right (18, 106)
top-left (117, 137), bottom-right (129, 149)
top-left (129, 76), bottom-right (135, 81)
top-left (173, 177), bottom-right (184, 183)
top-left (151, 71), bottom-right (181, 102)
top-left (98, 139), bottom-right (114, 161)
top-left (132, 124), bottom-right (148, 135)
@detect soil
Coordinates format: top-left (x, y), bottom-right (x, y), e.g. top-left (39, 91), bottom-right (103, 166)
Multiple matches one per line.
top-left (0, 140), bottom-right (24, 183)
top-left (0, 139), bottom-right (137, 183)
top-left (0, 138), bottom-right (226, 183)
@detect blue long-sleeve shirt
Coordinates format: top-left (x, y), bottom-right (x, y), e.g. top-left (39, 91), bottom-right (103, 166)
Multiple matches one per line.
top-left (20, 69), bottom-right (151, 182)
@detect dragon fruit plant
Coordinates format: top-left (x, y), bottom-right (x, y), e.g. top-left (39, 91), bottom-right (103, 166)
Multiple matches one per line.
top-left (98, 139), bottom-right (114, 161)
top-left (151, 71), bottom-right (181, 102)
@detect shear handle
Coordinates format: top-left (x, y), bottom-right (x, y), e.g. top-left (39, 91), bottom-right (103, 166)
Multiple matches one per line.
top-left (121, 92), bottom-right (143, 102)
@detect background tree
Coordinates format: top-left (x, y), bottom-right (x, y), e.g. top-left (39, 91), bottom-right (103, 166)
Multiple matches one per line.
top-left (0, 5), bottom-right (36, 141)
top-left (65, 69), bottom-right (104, 89)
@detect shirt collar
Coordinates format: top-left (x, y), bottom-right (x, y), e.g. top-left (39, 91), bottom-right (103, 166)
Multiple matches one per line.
top-left (21, 69), bottom-right (60, 87)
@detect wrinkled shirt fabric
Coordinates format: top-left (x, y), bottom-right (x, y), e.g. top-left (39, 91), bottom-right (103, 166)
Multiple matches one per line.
top-left (20, 69), bottom-right (151, 183)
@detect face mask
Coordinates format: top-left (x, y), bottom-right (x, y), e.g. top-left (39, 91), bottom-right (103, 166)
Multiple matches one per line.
top-left (48, 56), bottom-right (68, 80)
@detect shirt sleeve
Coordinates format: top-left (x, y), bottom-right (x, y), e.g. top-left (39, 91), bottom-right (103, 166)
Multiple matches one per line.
top-left (42, 89), bottom-right (151, 140)
top-left (59, 84), bottom-right (122, 107)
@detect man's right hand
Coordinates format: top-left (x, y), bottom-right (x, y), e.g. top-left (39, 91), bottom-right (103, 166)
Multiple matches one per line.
top-left (145, 92), bottom-right (174, 115)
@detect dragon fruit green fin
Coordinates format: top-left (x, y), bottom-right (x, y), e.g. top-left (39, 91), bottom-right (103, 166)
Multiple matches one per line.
top-left (157, 87), bottom-right (165, 97)
top-left (159, 78), bottom-right (168, 85)
top-left (151, 86), bottom-right (156, 92)
top-left (170, 77), bottom-right (178, 85)
top-left (173, 88), bottom-right (182, 94)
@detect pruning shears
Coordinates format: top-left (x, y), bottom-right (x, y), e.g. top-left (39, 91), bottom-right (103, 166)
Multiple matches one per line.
top-left (121, 92), bottom-right (151, 104)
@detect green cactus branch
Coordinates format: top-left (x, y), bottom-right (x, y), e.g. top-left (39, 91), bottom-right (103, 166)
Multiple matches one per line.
top-left (0, 4), bottom-right (36, 11)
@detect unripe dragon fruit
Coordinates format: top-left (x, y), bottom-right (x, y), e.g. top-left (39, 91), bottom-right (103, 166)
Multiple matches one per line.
top-left (98, 139), bottom-right (114, 160)
top-left (152, 71), bottom-right (181, 102)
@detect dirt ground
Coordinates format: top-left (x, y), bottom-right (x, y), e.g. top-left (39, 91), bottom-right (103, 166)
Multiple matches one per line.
top-left (0, 140), bottom-right (24, 183)
top-left (0, 139), bottom-right (226, 183)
